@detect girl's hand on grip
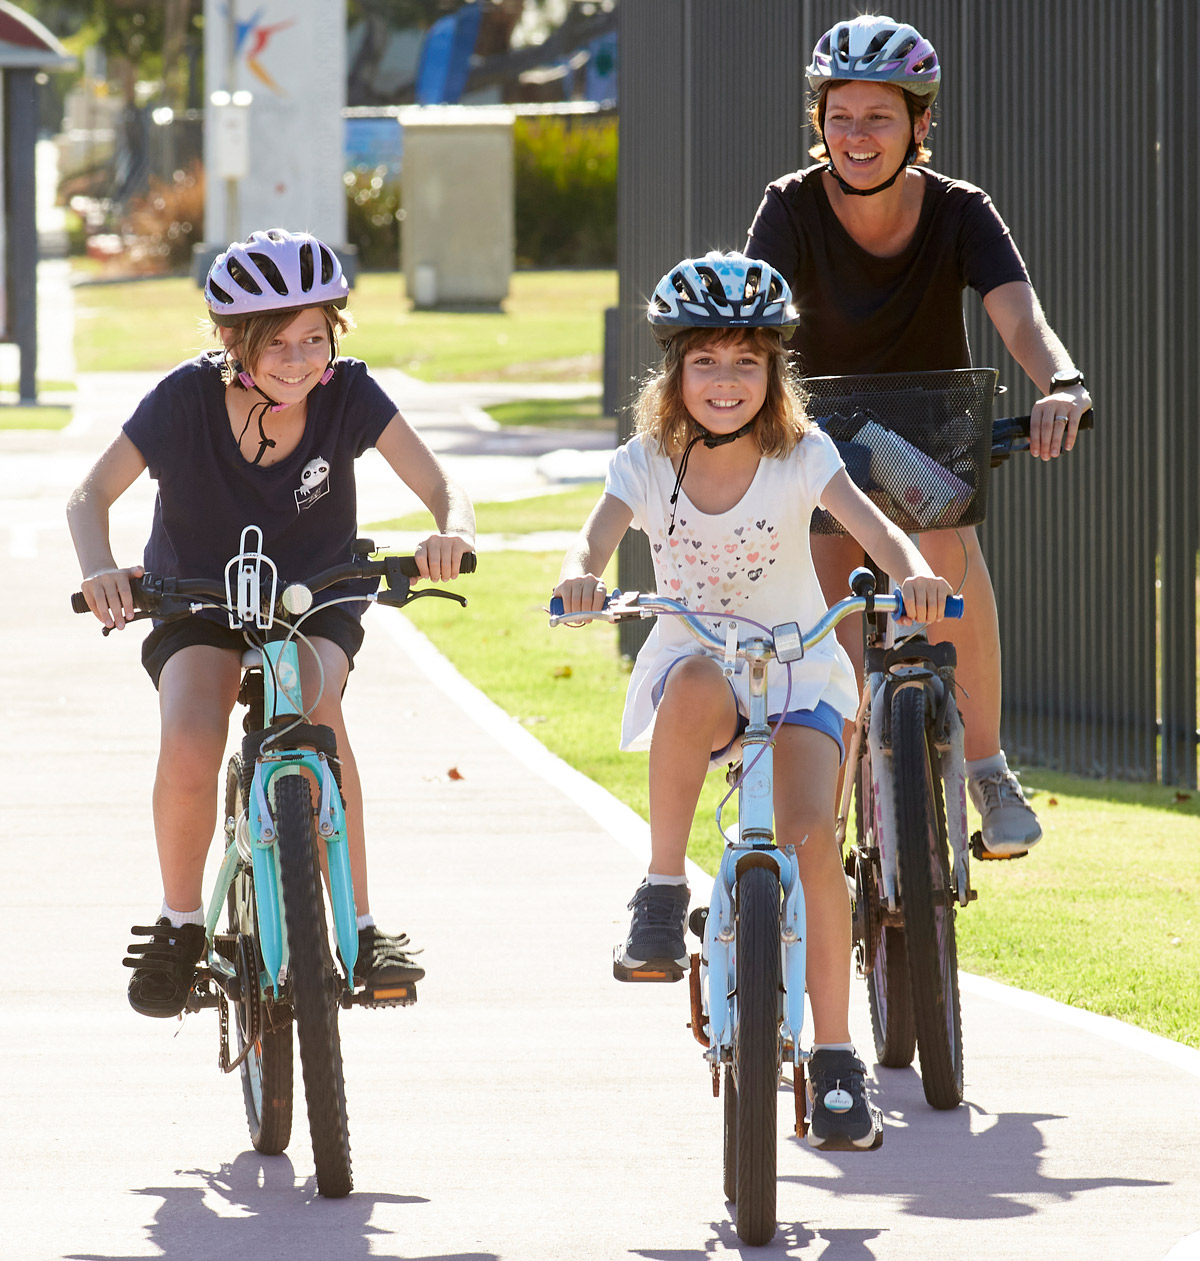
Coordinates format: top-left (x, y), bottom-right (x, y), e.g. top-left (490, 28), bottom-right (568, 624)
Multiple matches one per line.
top-left (83, 565), bottom-right (143, 630)
top-left (897, 574), bottom-right (954, 626)
top-left (551, 574), bottom-right (607, 625)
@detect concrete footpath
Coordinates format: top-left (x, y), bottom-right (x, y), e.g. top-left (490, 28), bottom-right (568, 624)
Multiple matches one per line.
top-left (4, 363), bottom-right (1200, 1260)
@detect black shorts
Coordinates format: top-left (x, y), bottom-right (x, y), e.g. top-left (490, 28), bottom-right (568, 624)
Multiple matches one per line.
top-left (141, 606), bottom-right (366, 689)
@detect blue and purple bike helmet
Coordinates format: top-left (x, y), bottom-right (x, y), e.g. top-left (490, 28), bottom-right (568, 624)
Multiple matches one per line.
top-left (205, 228), bottom-right (349, 327)
top-left (806, 14), bottom-right (941, 104)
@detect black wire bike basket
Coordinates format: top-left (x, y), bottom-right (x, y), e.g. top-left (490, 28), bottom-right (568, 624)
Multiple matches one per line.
top-left (804, 368), bottom-right (999, 535)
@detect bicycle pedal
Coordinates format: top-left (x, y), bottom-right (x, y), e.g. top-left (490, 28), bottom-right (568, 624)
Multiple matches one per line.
top-left (348, 980), bottom-right (418, 1009)
top-left (970, 831), bottom-right (1029, 861)
top-left (612, 946), bottom-right (685, 983)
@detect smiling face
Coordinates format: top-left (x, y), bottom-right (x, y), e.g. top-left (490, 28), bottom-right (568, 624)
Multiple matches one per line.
top-left (822, 80), bottom-right (930, 189)
top-left (680, 336), bottom-right (769, 435)
top-left (247, 309), bottom-right (332, 403)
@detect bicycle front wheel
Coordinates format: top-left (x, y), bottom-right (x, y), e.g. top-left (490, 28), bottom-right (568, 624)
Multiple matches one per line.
top-left (224, 756), bottom-right (293, 1155)
top-left (734, 864), bottom-right (781, 1247)
top-left (856, 741), bottom-right (917, 1067)
top-left (891, 685), bottom-right (964, 1110)
top-left (275, 773), bottom-right (354, 1197)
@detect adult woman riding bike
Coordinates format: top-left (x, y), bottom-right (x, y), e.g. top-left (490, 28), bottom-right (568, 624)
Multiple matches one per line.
top-left (746, 13), bottom-right (1092, 856)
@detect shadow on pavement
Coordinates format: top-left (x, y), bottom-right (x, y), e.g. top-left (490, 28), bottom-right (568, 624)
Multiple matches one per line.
top-left (635, 1218), bottom-right (881, 1258)
top-left (66, 1149), bottom-right (498, 1261)
top-left (781, 1067), bottom-right (1167, 1224)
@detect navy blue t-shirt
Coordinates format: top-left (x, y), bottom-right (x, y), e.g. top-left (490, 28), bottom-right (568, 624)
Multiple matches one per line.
top-left (745, 166), bottom-right (1030, 375)
top-left (123, 353), bottom-right (397, 620)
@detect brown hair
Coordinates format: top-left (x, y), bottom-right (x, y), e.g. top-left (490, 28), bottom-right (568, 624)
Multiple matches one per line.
top-left (807, 80), bottom-right (934, 165)
top-left (212, 302), bottom-right (353, 385)
top-left (635, 326), bottom-right (813, 458)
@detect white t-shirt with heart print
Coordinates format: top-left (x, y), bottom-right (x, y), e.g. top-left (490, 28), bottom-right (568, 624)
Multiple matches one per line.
top-left (604, 428), bottom-right (859, 752)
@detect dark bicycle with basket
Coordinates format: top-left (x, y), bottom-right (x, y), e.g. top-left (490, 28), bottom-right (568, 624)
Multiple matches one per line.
top-left (805, 367), bottom-right (1090, 1108)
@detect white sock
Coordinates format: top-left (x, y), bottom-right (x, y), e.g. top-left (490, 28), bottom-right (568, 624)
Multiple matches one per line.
top-left (161, 901), bottom-right (204, 929)
top-left (813, 1042), bottom-right (855, 1054)
top-left (646, 872), bottom-right (688, 886)
top-left (356, 913), bottom-right (376, 931)
top-left (966, 751), bottom-right (1008, 781)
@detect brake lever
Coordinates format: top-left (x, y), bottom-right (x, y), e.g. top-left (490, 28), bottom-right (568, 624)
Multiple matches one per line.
top-left (377, 587), bottom-right (467, 610)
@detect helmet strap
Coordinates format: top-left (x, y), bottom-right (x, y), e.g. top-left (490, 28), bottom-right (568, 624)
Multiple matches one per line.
top-left (667, 417), bottom-right (758, 536)
top-left (237, 398), bottom-right (277, 467)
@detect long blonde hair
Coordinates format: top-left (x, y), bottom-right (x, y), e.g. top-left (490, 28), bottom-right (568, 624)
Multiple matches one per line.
top-left (635, 326), bottom-right (813, 457)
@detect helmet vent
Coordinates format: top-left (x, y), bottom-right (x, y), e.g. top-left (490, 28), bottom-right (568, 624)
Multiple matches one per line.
top-left (298, 243), bottom-right (315, 292)
top-left (319, 245), bottom-right (336, 285)
top-left (249, 251), bottom-right (289, 296)
top-left (208, 281), bottom-right (233, 306)
top-left (226, 257), bottom-right (263, 296)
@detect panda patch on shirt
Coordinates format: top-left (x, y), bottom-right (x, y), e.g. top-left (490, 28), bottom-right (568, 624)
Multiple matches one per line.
top-left (295, 456), bottom-right (330, 512)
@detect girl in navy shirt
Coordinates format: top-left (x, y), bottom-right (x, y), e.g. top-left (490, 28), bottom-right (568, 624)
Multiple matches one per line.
top-left (67, 229), bottom-right (475, 1017)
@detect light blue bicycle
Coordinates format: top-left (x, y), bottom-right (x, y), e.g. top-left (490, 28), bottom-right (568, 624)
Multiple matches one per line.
top-left (74, 526), bottom-right (474, 1198)
top-left (550, 575), bottom-right (962, 1245)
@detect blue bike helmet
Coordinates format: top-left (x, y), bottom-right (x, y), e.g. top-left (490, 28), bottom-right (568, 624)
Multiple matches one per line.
top-left (647, 251), bottom-right (798, 342)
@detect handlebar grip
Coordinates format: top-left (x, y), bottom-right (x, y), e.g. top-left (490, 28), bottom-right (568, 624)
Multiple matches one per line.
top-left (550, 595), bottom-right (564, 617)
top-left (892, 587), bottom-right (964, 620)
top-left (71, 574), bottom-right (148, 615)
top-left (71, 591), bottom-right (88, 614)
top-left (389, 552), bottom-right (478, 578)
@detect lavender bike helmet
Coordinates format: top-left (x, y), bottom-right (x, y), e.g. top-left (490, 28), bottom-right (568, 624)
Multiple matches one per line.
top-left (205, 228), bottom-right (349, 326)
top-left (806, 14), bottom-right (941, 104)
top-left (647, 251), bottom-right (798, 343)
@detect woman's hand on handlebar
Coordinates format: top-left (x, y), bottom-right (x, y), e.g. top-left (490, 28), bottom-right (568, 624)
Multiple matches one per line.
top-left (551, 573), bottom-right (608, 625)
top-left (1029, 382), bottom-right (1092, 461)
top-left (413, 533), bottom-right (474, 583)
top-left (81, 565), bottom-right (143, 630)
top-left (896, 574), bottom-right (955, 627)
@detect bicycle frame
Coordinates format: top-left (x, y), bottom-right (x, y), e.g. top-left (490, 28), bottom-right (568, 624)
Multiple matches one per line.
top-left (203, 636), bottom-right (359, 1002)
top-left (699, 628), bottom-right (807, 1071)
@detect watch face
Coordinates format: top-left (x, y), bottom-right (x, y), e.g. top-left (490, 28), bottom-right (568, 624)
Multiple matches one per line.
top-left (1053, 371), bottom-right (1083, 389)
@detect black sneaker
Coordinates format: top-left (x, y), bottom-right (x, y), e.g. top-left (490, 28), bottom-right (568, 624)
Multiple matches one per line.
top-left (613, 880), bottom-right (690, 982)
top-left (806, 1049), bottom-right (883, 1151)
top-left (123, 917), bottom-right (207, 1018)
top-left (353, 926), bottom-right (425, 988)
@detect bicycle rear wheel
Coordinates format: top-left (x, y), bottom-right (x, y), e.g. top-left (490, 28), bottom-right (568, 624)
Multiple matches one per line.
top-left (856, 742), bottom-right (917, 1067)
top-left (734, 865), bottom-right (781, 1247)
top-left (275, 773), bottom-right (354, 1197)
top-left (891, 685), bottom-right (963, 1110)
top-left (224, 756), bottom-right (293, 1155)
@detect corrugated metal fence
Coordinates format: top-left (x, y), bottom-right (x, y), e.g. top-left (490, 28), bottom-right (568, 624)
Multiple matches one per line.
top-left (615, 0), bottom-right (1198, 786)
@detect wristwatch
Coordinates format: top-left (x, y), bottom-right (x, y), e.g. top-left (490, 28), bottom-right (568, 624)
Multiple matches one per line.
top-left (1050, 369), bottom-right (1086, 391)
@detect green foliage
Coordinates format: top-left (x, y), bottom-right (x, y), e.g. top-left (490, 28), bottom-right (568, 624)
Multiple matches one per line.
top-left (514, 115), bottom-right (616, 268)
top-left (344, 166), bottom-right (403, 272)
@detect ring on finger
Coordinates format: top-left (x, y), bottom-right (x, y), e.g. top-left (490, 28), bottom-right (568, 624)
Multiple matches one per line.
top-left (1054, 414), bottom-right (1068, 422)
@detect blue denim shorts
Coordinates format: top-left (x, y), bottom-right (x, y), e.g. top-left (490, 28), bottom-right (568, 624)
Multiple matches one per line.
top-left (651, 656), bottom-right (846, 768)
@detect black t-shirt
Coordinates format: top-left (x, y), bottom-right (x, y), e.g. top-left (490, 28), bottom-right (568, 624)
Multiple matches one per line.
top-left (123, 353), bottom-right (397, 620)
top-left (745, 165), bottom-right (1029, 375)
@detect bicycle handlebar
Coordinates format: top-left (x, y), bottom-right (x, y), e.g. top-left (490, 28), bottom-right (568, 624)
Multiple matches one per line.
top-left (991, 407), bottom-right (1095, 467)
top-left (549, 586), bottom-right (962, 660)
top-left (71, 542), bottom-right (477, 621)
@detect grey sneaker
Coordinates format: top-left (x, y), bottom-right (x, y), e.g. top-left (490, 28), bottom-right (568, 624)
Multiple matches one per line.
top-left (969, 766), bottom-right (1042, 856)
top-left (806, 1049), bottom-right (883, 1151)
top-left (613, 880), bottom-right (689, 982)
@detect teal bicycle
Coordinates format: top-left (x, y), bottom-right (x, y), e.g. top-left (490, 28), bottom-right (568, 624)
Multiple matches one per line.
top-left (73, 526), bottom-right (474, 1197)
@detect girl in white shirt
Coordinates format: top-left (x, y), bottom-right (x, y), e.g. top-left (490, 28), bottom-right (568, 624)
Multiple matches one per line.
top-left (553, 251), bottom-right (954, 1151)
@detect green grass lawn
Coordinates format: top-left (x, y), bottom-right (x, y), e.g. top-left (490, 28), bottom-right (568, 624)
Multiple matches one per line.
top-left (0, 404), bottom-right (72, 430)
top-left (391, 486), bottom-right (1200, 1049)
top-left (484, 396), bottom-right (608, 428)
top-left (74, 269), bottom-right (616, 381)
top-left (371, 481), bottom-right (603, 537)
